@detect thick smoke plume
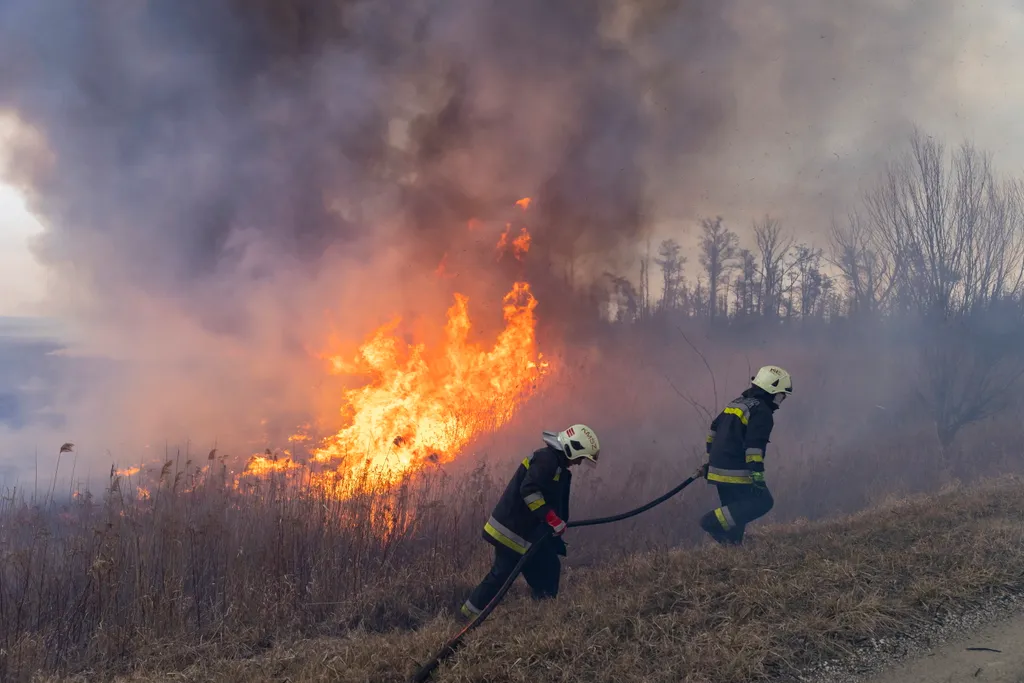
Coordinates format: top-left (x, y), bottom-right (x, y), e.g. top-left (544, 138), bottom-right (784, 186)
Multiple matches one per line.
top-left (0, 0), bottom-right (971, 471)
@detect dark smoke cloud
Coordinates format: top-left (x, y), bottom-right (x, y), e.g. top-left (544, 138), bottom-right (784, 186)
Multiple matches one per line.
top-left (0, 0), bottom-right (972, 462)
top-left (0, 1), bottom-right (737, 311)
top-left (0, 0), bottom-right (964, 305)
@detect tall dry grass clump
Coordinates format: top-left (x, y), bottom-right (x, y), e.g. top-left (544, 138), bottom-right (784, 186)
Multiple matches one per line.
top-left (0, 451), bottom-right (503, 681)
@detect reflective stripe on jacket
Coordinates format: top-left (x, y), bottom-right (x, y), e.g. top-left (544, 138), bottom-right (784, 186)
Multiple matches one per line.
top-left (483, 446), bottom-right (571, 554)
top-left (706, 388), bottom-right (776, 486)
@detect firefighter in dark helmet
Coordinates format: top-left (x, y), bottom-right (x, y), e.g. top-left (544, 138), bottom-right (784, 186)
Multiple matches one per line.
top-left (699, 365), bottom-right (792, 545)
top-left (460, 424), bottom-right (600, 620)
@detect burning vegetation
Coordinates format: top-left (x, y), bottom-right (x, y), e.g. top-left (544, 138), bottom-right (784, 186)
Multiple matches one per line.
top-left (230, 200), bottom-right (550, 495)
top-left (304, 280), bottom-right (548, 491)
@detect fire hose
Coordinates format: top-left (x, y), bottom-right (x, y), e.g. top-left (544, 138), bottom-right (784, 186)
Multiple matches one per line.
top-left (409, 463), bottom-right (707, 683)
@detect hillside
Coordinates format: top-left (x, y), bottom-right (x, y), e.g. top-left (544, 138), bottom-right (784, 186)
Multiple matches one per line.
top-left (40, 477), bottom-right (1024, 683)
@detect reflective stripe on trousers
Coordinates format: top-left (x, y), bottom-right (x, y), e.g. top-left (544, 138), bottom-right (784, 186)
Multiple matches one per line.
top-left (714, 505), bottom-right (738, 530)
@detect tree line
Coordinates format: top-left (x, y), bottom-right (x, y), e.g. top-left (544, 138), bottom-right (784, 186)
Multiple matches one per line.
top-left (599, 129), bottom-right (1024, 452)
top-left (605, 130), bottom-right (1024, 326)
top-left (606, 213), bottom-right (837, 323)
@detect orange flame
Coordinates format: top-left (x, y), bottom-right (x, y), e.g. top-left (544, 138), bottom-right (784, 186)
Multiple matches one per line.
top-left (497, 225), bottom-right (531, 261)
top-left (238, 195), bottom-right (548, 495)
top-left (307, 281), bottom-right (549, 488)
top-left (512, 227), bottom-right (531, 258)
top-left (240, 454), bottom-right (301, 477)
top-left (116, 466), bottom-right (140, 477)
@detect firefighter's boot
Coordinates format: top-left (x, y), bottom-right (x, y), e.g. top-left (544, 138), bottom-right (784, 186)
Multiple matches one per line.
top-left (699, 509), bottom-right (740, 546)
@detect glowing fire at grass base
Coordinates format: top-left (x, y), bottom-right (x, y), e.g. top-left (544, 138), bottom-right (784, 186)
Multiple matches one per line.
top-left (239, 280), bottom-right (551, 493)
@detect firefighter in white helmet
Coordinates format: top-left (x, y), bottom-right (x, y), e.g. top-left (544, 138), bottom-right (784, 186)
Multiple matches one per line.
top-left (460, 424), bottom-right (600, 620)
top-left (698, 365), bottom-right (792, 545)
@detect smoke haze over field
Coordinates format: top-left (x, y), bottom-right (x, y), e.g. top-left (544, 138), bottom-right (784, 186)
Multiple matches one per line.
top-left (2, 0), bottom-right (1024, 478)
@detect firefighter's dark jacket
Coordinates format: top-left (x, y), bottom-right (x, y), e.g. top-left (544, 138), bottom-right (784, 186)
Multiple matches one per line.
top-left (483, 446), bottom-right (571, 555)
top-left (705, 386), bottom-right (777, 485)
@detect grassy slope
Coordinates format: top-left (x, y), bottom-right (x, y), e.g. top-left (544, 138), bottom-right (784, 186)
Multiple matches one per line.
top-left (52, 477), bottom-right (1024, 683)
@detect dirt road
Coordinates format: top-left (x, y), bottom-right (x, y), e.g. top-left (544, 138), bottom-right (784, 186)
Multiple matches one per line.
top-left (862, 610), bottom-right (1024, 683)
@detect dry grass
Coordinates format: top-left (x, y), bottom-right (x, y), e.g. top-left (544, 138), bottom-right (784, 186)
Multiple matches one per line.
top-left (0, 459), bottom-right (501, 682)
top-left (30, 476), bottom-right (1024, 683)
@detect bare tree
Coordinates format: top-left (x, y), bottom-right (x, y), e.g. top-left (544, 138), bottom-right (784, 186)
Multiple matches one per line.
top-left (753, 215), bottom-right (793, 319)
top-left (790, 244), bottom-right (825, 318)
top-left (828, 209), bottom-right (900, 316)
top-left (698, 216), bottom-right (738, 321)
top-left (863, 129), bottom-right (1024, 450)
top-left (820, 276), bottom-right (841, 320)
top-left (959, 176), bottom-right (1024, 313)
top-left (654, 238), bottom-right (686, 313)
top-left (639, 238), bottom-right (652, 321)
top-left (605, 273), bottom-right (639, 323)
top-left (732, 248), bottom-right (759, 317)
top-left (689, 276), bottom-right (709, 318)
top-left (864, 130), bottom-right (1024, 318)
top-left (916, 310), bottom-right (1024, 452)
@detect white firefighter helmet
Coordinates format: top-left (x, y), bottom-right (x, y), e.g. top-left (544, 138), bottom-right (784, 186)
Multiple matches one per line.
top-left (751, 365), bottom-right (793, 396)
top-left (542, 424), bottom-right (601, 467)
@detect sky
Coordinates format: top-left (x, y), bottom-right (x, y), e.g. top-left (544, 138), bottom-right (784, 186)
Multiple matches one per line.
top-left (0, 112), bottom-right (46, 318)
top-left (0, 182), bottom-right (46, 317)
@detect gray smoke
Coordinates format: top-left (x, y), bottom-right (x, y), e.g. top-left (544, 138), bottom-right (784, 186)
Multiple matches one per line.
top-left (0, 0), bottom-right (977, 462)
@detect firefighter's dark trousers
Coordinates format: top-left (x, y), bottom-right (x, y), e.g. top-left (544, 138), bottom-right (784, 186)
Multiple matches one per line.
top-left (461, 542), bottom-right (560, 618)
top-left (699, 482), bottom-right (774, 545)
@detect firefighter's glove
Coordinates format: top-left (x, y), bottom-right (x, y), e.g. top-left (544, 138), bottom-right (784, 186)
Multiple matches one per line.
top-left (698, 462), bottom-right (709, 479)
top-left (751, 471), bottom-right (767, 489)
top-left (545, 509), bottom-right (567, 537)
top-left (552, 537), bottom-right (568, 557)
